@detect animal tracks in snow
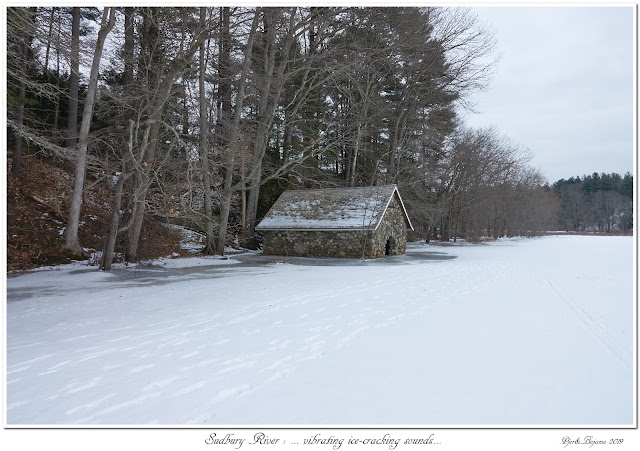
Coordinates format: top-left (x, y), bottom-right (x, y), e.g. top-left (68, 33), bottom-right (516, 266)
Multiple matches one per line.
top-left (7, 260), bottom-right (458, 424)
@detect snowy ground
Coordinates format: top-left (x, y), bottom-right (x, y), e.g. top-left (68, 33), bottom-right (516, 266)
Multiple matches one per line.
top-left (4, 235), bottom-right (634, 426)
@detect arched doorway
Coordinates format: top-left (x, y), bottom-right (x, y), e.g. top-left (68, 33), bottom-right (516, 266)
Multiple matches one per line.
top-left (385, 236), bottom-right (397, 256)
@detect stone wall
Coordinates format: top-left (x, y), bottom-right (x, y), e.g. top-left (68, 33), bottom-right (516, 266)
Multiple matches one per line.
top-left (370, 193), bottom-right (408, 258)
top-left (261, 192), bottom-right (409, 259)
top-left (262, 229), bottom-right (373, 258)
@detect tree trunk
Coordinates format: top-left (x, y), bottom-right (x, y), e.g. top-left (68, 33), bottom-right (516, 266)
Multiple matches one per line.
top-left (44, 7), bottom-right (56, 71)
top-left (11, 9), bottom-right (36, 179)
top-left (282, 111), bottom-right (292, 163)
top-left (349, 121), bottom-right (363, 187)
top-left (212, 7), bottom-right (234, 254)
top-left (63, 8), bottom-right (116, 256)
top-left (126, 122), bottom-right (159, 261)
top-left (240, 162), bottom-right (247, 235)
top-left (100, 172), bottom-right (128, 270)
top-left (123, 7), bottom-right (134, 85)
top-left (388, 114), bottom-right (401, 181)
top-left (217, 151), bottom-right (235, 254)
top-left (216, 7), bottom-right (232, 140)
top-left (243, 160), bottom-right (262, 248)
top-left (102, 118), bottom-right (137, 270)
top-left (199, 6), bottom-right (217, 255)
top-left (66, 7), bottom-right (80, 148)
top-left (52, 12), bottom-right (61, 142)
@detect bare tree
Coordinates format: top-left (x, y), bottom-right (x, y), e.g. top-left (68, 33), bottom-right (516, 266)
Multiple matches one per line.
top-left (198, 6), bottom-right (217, 255)
top-left (7, 7), bottom-right (37, 179)
top-left (241, 8), bottom-right (300, 246)
top-left (124, 9), bottom-right (214, 262)
top-left (215, 8), bottom-right (261, 254)
top-left (62, 7), bottom-right (117, 256)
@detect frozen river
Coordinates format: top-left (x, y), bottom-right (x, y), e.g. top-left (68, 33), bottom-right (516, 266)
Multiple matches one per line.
top-left (5, 235), bottom-right (634, 426)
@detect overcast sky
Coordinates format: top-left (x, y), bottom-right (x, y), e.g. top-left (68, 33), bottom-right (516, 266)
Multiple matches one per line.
top-left (459, 5), bottom-right (634, 184)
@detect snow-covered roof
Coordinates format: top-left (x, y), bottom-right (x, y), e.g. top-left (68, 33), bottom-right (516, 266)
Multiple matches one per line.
top-left (256, 185), bottom-right (413, 231)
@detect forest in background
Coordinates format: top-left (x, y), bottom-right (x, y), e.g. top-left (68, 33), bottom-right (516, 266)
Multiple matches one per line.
top-left (552, 172), bottom-right (633, 234)
top-left (6, 7), bottom-right (634, 271)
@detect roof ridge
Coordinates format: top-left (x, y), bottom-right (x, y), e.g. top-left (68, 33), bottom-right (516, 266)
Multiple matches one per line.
top-left (282, 184), bottom-right (396, 194)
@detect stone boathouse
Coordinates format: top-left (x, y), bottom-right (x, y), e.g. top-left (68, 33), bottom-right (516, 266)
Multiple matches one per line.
top-left (256, 185), bottom-right (413, 258)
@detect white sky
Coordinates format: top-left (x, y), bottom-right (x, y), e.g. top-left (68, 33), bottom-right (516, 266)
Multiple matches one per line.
top-left (460, 5), bottom-right (635, 184)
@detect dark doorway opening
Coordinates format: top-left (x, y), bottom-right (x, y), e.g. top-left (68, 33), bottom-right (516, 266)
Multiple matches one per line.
top-left (385, 236), bottom-right (396, 256)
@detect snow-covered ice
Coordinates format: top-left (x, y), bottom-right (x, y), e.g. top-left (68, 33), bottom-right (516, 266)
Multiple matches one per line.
top-left (5, 235), bottom-right (634, 426)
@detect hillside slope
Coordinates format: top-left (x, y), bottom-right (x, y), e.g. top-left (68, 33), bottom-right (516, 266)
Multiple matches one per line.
top-left (7, 153), bottom-right (183, 271)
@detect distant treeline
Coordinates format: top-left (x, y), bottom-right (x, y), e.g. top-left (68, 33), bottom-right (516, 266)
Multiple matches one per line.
top-left (552, 172), bottom-right (633, 233)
